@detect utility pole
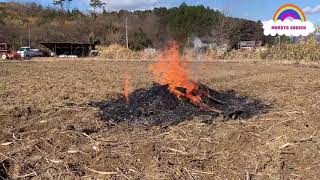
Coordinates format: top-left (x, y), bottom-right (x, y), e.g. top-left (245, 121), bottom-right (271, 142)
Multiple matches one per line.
top-left (278, 36), bottom-right (281, 48)
top-left (28, 23), bottom-right (31, 47)
top-left (126, 17), bottom-right (129, 49)
top-left (277, 35), bottom-right (281, 56)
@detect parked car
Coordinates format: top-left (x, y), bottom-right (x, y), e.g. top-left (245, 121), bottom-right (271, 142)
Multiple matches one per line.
top-left (17, 47), bottom-right (32, 59)
top-left (50, 51), bottom-right (55, 57)
top-left (31, 49), bottom-right (43, 57)
top-left (0, 43), bottom-right (21, 60)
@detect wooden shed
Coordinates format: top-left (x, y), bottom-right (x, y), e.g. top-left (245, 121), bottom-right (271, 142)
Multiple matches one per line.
top-left (41, 42), bottom-right (95, 57)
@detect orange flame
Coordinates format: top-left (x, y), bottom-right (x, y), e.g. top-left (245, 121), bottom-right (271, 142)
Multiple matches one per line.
top-left (150, 42), bottom-right (208, 109)
top-left (124, 73), bottom-right (130, 103)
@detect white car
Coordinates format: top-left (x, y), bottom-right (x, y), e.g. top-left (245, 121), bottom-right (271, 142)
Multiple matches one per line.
top-left (17, 47), bottom-right (32, 59)
top-left (31, 49), bottom-right (43, 57)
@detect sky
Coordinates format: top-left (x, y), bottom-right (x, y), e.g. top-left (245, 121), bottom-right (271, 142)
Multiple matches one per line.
top-left (2, 0), bottom-right (320, 25)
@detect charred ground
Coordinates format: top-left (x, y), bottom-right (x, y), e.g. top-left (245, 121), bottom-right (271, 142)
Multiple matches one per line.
top-left (91, 83), bottom-right (269, 127)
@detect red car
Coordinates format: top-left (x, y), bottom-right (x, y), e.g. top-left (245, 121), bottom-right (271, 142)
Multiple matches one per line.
top-left (0, 43), bottom-right (21, 60)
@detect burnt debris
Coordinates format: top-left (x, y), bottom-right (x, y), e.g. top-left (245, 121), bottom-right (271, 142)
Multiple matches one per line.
top-left (90, 84), bottom-right (270, 127)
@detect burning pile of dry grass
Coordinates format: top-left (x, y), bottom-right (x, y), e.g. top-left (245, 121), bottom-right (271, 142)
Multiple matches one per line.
top-left (93, 42), bottom-right (268, 127)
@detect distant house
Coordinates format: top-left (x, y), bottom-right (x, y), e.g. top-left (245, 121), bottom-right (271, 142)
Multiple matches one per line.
top-left (192, 37), bottom-right (228, 51)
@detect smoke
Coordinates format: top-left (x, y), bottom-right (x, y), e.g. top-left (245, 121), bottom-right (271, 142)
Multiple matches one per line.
top-left (191, 37), bottom-right (205, 82)
top-left (193, 37), bottom-right (204, 50)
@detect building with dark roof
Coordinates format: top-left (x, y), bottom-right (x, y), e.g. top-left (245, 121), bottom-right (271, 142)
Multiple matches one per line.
top-left (41, 42), bottom-right (95, 57)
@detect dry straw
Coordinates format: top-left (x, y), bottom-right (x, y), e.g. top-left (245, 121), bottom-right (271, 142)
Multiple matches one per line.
top-left (97, 37), bottom-right (320, 62)
top-left (258, 36), bottom-right (320, 61)
top-left (97, 44), bottom-right (142, 60)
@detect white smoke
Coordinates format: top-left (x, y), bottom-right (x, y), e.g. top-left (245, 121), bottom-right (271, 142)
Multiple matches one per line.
top-left (193, 37), bottom-right (204, 49)
top-left (263, 19), bottom-right (315, 37)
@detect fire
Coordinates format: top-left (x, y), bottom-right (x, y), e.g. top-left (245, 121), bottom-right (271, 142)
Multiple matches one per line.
top-left (124, 73), bottom-right (130, 103)
top-left (150, 42), bottom-right (216, 111)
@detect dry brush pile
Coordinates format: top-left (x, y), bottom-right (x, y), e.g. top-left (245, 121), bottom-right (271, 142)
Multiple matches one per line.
top-left (97, 44), bottom-right (142, 60)
top-left (97, 44), bottom-right (158, 60)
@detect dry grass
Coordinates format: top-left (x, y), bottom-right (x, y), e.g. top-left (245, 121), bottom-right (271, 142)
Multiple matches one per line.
top-left (1, 59), bottom-right (320, 179)
top-left (97, 44), bottom-right (158, 61)
top-left (96, 37), bottom-right (320, 62)
top-left (97, 44), bottom-right (143, 60)
top-left (199, 36), bottom-right (320, 61)
top-left (259, 37), bottom-right (320, 61)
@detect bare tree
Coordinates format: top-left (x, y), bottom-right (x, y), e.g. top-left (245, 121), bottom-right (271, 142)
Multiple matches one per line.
top-left (53, 0), bottom-right (72, 10)
top-left (53, 0), bottom-right (64, 10)
top-left (90, 0), bottom-right (106, 19)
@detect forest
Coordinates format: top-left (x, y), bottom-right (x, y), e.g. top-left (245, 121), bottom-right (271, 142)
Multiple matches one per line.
top-left (0, 2), bottom-right (268, 50)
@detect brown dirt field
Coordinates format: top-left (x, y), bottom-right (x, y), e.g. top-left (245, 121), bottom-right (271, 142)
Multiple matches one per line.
top-left (1, 59), bottom-right (320, 179)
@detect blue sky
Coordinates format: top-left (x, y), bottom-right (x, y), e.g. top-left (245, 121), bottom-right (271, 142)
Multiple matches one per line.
top-left (2, 0), bottom-right (320, 25)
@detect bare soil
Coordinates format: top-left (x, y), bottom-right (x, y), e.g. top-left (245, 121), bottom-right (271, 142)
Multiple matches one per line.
top-left (1, 59), bottom-right (320, 179)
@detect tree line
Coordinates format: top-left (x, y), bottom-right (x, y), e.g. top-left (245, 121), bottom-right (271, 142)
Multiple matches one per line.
top-left (0, 2), bottom-right (273, 50)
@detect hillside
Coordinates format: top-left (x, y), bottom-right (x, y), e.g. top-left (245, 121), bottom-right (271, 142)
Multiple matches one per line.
top-left (0, 2), bottom-right (266, 49)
